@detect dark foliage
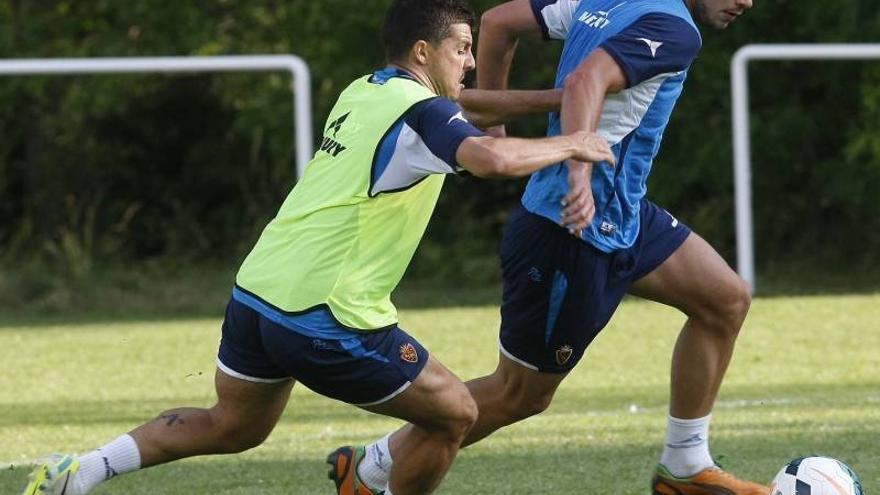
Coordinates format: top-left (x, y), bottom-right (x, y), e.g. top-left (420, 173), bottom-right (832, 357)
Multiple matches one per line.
top-left (1, 0), bottom-right (878, 284)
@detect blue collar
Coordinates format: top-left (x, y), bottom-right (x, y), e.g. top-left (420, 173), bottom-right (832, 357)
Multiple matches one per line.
top-left (369, 66), bottom-right (418, 85)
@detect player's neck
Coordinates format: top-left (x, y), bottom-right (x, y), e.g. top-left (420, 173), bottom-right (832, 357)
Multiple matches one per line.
top-left (388, 62), bottom-right (437, 95)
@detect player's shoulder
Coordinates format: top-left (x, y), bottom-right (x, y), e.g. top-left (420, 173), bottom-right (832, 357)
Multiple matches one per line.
top-left (626, 12), bottom-right (702, 54)
top-left (403, 96), bottom-right (470, 130)
top-left (612, 4), bottom-right (703, 65)
top-left (624, 0), bottom-right (701, 42)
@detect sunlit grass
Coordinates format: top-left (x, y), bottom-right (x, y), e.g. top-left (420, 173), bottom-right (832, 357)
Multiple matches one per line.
top-left (1, 294), bottom-right (878, 494)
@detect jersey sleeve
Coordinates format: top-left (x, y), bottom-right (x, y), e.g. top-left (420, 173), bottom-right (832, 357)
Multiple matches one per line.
top-left (530, 0), bottom-right (580, 40)
top-left (404, 97), bottom-right (484, 172)
top-left (599, 14), bottom-right (702, 88)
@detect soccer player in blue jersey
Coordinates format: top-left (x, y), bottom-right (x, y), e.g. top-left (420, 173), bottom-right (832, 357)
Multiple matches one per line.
top-left (21, 1), bottom-right (616, 495)
top-left (344, 0), bottom-right (767, 494)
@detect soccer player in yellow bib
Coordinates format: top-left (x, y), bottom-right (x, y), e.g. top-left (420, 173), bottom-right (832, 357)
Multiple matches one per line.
top-left (21, 1), bottom-right (614, 495)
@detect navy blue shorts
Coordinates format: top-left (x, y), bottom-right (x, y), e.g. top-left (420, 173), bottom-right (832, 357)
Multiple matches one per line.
top-left (499, 200), bottom-right (691, 373)
top-left (216, 297), bottom-right (429, 406)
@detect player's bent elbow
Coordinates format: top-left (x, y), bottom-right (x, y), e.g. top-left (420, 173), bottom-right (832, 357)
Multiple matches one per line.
top-left (562, 70), bottom-right (592, 94)
top-left (477, 153), bottom-right (512, 179)
top-left (462, 148), bottom-right (507, 179)
top-left (480, 7), bottom-right (506, 33)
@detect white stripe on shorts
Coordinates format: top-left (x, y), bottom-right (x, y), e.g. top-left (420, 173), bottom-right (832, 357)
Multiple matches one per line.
top-left (216, 358), bottom-right (292, 384)
top-left (498, 338), bottom-right (540, 371)
top-left (354, 380), bottom-right (413, 407)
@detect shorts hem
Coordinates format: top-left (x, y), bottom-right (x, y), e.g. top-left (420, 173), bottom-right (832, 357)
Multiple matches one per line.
top-left (498, 339), bottom-right (539, 371)
top-left (216, 358), bottom-right (291, 384)
top-left (352, 380), bottom-right (412, 407)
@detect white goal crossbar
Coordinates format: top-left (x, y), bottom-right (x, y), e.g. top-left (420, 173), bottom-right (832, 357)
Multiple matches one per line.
top-left (731, 43), bottom-right (880, 291)
top-left (0, 55), bottom-right (313, 178)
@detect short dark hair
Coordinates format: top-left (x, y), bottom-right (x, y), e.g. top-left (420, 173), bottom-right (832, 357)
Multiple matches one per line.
top-left (382, 0), bottom-right (476, 63)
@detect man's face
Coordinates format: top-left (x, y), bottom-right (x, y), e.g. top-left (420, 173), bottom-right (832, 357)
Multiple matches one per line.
top-left (425, 23), bottom-right (475, 101)
top-left (693, 0), bottom-right (753, 29)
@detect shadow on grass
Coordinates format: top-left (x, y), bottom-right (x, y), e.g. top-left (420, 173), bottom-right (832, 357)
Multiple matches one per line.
top-left (5, 381), bottom-right (877, 429)
top-left (1, 426), bottom-right (876, 494)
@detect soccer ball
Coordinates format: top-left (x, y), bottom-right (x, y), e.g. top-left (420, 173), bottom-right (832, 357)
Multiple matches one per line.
top-left (770, 456), bottom-right (864, 495)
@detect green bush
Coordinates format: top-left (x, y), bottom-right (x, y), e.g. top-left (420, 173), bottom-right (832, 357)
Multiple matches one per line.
top-left (1, 0), bottom-right (878, 293)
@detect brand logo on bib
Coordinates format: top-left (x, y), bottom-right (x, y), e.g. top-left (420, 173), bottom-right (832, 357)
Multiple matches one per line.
top-left (320, 112), bottom-right (350, 157)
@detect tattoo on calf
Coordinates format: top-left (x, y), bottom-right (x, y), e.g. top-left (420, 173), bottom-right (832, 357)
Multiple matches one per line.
top-left (160, 413), bottom-right (184, 427)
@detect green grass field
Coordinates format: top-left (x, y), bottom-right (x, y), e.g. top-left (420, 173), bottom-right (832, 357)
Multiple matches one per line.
top-left (2, 294), bottom-right (878, 494)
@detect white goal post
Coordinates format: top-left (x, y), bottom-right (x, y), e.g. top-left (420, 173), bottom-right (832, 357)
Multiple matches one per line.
top-left (0, 55), bottom-right (313, 178)
top-left (731, 43), bottom-right (880, 291)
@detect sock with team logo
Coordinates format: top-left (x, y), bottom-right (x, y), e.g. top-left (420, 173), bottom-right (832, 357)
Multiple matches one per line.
top-left (659, 414), bottom-right (713, 478)
top-left (358, 433), bottom-right (393, 491)
top-left (71, 434), bottom-right (141, 494)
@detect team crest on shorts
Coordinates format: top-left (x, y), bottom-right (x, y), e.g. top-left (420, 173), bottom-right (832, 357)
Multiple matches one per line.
top-left (399, 343), bottom-right (419, 363)
top-left (555, 344), bottom-right (573, 366)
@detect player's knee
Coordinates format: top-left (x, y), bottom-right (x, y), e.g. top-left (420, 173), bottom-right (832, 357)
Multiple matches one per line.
top-left (501, 383), bottom-right (554, 421)
top-left (719, 276), bottom-right (751, 330)
top-left (209, 410), bottom-right (272, 454)
top-left (443, 385), bottom-right (479, 442)
top-left (698, 275), bottom-right (752, 337)
top-left (513, 391), bottom-right (554, 420)
top-left (458, 393), bottom-right (479, 436)
top-left (217, 424), bottom-right (271, 454)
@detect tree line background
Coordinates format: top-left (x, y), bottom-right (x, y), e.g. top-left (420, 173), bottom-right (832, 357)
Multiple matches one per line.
top-left (1, 0), bottom-right (879, 312)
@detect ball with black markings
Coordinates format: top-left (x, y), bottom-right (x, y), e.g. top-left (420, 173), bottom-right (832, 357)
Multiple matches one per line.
top-left (769, 456), bottom-right (864, 495)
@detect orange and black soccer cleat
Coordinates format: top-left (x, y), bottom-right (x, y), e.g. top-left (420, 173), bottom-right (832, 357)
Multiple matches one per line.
top-left (326, 446), bottom-right (383, 495)
top-left (651, 463), bottom-right (770, 495)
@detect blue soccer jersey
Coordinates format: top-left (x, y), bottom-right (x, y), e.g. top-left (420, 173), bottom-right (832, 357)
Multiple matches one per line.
top-left (523, 0), bottom-right (702, 252)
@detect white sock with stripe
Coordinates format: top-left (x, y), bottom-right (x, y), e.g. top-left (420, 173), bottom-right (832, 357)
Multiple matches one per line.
top-left (71, 434), bottom-right (141, 494)
top-left (357, 433), bottom-right (393, 491)
top-left (660, 415), bottom-right (714, 478)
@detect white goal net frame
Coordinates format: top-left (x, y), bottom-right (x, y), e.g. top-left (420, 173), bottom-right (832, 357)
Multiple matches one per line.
top-left (0, 55), bottom-right (313, 178)
top-left (731, 43), bottom-right (880, 291)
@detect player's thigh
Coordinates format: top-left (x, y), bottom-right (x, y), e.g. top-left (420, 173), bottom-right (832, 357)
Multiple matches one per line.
top-left (214, 368), bottom-right (294, 431)
top-left (261, 318), bottom-right (434, 408)
top-left (363, 355), bottom-right (475, 430)
top-left (498, 205), bottom-right (622, 373)
top-left (629, 231), bottom-right (746, 314)
top-left (214, 296), bottom-right (296, 432)
top-left (494, 351), bottom-right (569, 405)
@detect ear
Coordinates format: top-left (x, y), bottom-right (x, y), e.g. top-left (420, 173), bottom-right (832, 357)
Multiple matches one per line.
top-left (411, 40), bottom-right (430, 66)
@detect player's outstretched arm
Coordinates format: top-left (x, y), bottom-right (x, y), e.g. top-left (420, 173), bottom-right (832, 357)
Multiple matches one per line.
top-left (477, 0), bottom-right (545, 136)
top-left (458, 88), bottom-right (562, 128)
top-left (477, 0), bottom-right (543, 92)
top-left (456, 131), bottom-right (614, 179)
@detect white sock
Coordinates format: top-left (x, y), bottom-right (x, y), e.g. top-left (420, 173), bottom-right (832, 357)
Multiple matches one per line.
top-left (659, 415), bottom-right (714, 478)
top-left (71, 434), bottom-right (142, 495)
top-left (357, 434), bottom-right (393, 491)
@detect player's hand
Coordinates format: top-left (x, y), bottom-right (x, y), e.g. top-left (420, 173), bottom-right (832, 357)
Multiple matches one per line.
top-left (570, 131), bottom-right (615, 165)
top-left (561, 161), bottom-right (596, 236)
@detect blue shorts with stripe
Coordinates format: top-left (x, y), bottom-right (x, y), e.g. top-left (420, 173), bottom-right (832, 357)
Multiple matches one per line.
top-left (217, 288), bottom-right (428, 406)
top-left (499, 200), bottom-right (690, 373)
